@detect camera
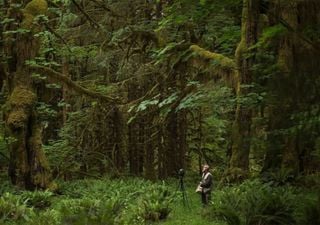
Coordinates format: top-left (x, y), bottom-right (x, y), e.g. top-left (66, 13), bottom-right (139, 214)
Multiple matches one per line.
top-left (178, 168), bottom-right (185, 178)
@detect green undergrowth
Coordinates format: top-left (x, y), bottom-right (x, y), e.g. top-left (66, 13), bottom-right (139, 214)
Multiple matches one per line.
top-left (0, 178), bottom-right (177, 225)
top-left (0, 178), bottom-right (318, 225)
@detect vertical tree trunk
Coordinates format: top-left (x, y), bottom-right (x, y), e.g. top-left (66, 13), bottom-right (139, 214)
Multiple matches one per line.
top-left (157, 123), bottom-right (166, 179)
top-left (144, 116), bottom-right (156, 180)
top-left (4, 0), bottom-right (51, 190)
top-left (112, 106), bottom-right (126, 175)
top-left (228, 0), bottom-right (259, 179)
top-left (263, 0), bottom-right (320, 175)
top-left (164, 113), bottom-right (178, 176)
top-left (62, 58), bottom-right (70, 124)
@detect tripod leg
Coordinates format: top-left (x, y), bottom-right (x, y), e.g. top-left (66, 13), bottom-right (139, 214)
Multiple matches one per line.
top-left (180, 180), bottom-right (191, 209)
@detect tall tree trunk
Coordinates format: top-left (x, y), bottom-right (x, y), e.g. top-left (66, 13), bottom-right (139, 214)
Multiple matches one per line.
top-left (164, 113), bottom-right (178, 176)
top-left (144, 115), bottom-right (156, 180)
top-left (4, 0), bottom-right (51, 190)
top-left (228, 0), bottom-right (259, 179)
top-left (112, 106), bottom-right (126, 174)
top-left (263, 0), bottom-right (320, 175)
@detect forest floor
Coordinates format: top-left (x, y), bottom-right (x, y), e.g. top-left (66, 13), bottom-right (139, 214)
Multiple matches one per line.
top-left (0, 175), bottom-right (318, 225)
top-left (0, 176), bottom-right (226, 225)
top-left (157, 184), bottom-right (224, 225)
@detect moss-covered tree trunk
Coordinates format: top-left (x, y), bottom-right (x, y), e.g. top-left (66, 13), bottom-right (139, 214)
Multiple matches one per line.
top-left (228, 0), bottom-right (259, 179)
top-left (263, 0), bottom-right (320, 175)
top-left (3, 0), bottom-right (51, 190)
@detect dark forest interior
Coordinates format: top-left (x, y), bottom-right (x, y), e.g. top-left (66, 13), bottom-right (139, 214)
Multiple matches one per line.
top-left (0, 0), bottom-right (319, 224)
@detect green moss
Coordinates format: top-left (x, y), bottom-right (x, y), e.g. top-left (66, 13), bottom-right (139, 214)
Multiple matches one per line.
top-left (47, 182), bottom-right (58, 192)
top-left (235, 39), bottom-right (245, 67)
top-left (190, 45), bottom-right (236, 70)
top-left (21, 0), bottom-right (48, 29)
top-left (7, 109), bottom-right (28, 128)
top-left (24, 0), bottom-right (48, 16)
top-left (9, 86), bottom-right (36, 108)
top-left (7, 87), bottom-right (36, 128)
top-left (21, 12), bottom-right (34, 29)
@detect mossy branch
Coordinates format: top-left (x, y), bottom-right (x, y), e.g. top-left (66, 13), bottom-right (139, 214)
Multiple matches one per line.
top-left (189, 45), bottom-right (236, 70)
top-left (30, 65), bottom-right (121, 103)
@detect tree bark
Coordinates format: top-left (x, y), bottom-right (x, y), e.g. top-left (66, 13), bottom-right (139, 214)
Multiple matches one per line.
top-left (228, 0), bottom-right (260, 179)
top-left (4, 0), bottom-right (52, 190)
top-left (263, 0), bottom-right (320, 175)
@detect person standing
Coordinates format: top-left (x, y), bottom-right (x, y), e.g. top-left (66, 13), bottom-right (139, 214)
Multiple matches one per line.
top-left (199, 164), bottom-right (213, 206)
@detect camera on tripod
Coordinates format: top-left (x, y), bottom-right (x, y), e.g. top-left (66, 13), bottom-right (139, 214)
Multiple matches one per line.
top-left (178, 168), bottom-right (185, 178)
top-left (176, 168), bottom-right (189, 208)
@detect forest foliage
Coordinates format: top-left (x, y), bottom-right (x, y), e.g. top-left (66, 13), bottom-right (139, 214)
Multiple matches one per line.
top-left (0, 0), bottom-right (320, 224)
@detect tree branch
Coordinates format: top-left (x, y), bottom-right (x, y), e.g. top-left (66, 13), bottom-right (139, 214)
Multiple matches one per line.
top-left (71, 0), bottom-right (101, 29)
top-left (127, 83), bottom-right (160, 106)
top-left (189, 45), bottom-right (236, 70)
top-left (89, 0), bottom-right (123, 18)
top-left (30, 65), bottom-right (121, 103)
top-left (44, 24), bottom-right (71, 50)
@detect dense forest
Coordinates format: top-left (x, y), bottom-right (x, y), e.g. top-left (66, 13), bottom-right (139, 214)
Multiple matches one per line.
top-left (0, 0), bottom-right (319, 224)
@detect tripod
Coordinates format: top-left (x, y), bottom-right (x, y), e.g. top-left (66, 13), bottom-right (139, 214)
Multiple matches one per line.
top-left (177, 169), bottom-right (190, 208)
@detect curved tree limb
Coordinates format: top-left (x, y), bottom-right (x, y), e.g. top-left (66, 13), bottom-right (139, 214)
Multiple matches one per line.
top-left (189, 45), bottom-right (236, 71)
top-left (29, 65), bottom-right (121, 103)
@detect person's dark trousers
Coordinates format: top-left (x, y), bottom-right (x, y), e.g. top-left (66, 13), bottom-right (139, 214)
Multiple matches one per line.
top-left (201, 192), bottom-right (211, 206)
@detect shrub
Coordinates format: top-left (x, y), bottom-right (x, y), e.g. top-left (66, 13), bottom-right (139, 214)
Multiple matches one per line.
top-left (303, 200), bottom-right (320, 225)
top-left (28, 209), bottom-right (60, 225)
top-left (297, 193), bottom-right (320, 225)
top-left (262, 169), bottom-right (296, 186)
top-left (138, 183), bottom-right (174, 222)
top-left (58, 196), bottom-right (124, 225)
top-left (0, 180), bottom-right (15, 195)
top-left (209, 180), bottom-right (296, 225)
top-left (296, 172), bottom-right (320, 189)
top-left (58, 178), bottom-right (148, 200)
top-left (20, 190), bottom-right (53, 209)
top-left (56, 178), bottom-right (176, 224)
top-left (0, 193), bottom-right (33, 222)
